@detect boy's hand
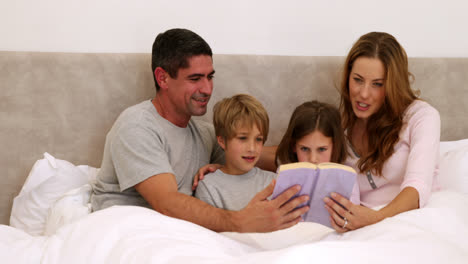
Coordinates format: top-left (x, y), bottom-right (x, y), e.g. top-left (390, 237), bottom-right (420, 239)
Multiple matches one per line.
top-left (192, 164), bottom-right (222, 191)
top-left (233, 179), bottom-right (310, 232)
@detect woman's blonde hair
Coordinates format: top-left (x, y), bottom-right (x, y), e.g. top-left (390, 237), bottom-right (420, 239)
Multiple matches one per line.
top-left (213, 94), bottom-right (269, 143)
top-left (276, 100), bottom-right (347, 166)
top-left (339, 32), bottom-right (418, 175)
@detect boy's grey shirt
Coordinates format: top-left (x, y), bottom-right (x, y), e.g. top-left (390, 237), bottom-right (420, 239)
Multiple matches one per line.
top-left (195, 167), bottom-right (277, 211)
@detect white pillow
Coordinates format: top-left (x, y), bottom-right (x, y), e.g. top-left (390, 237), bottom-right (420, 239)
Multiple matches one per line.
top-left (440, 139), bottom-right (468, 155)
top-left (43, 184), bottom-right (93, 235)
top-left (438, 144), bottom-right (468, 194)
top-left (10, 153), bottom-right (92, 236)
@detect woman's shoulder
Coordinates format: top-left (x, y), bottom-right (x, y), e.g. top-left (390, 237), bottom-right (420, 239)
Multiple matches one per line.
top-left (404, 99), bottom-right (440, 122)
top-left (406, 99), bottom-right (438, 113)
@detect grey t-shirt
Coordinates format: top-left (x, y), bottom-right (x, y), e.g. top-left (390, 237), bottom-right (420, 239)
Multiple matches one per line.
top-left (194, 167), bottom-right (277, 211)
top-left (91, 100), bottom-right (224, 211)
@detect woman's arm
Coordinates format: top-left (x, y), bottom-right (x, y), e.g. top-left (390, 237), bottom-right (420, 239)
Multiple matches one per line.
top-left (400, 102), bottom-right (440, 207)
top-left (324, 101), bottom-right (440, 232)
top-left (379, 186), bottom-right (419, 216)
top-left (324, 186), bottom-right (418, 232)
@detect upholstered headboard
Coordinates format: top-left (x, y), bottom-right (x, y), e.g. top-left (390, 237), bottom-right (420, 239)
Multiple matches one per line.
top-left (1, 52), bottom-right (467, 225)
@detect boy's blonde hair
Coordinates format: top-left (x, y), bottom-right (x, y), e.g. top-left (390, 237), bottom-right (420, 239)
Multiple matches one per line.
top-left (213, 94), bottom-right (269, 143)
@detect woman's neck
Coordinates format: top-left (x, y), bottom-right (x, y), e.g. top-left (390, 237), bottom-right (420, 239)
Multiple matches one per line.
top-left (351, 122), bottom-right (368, 156)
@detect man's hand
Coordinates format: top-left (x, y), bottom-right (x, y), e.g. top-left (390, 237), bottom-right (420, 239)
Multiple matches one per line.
top-left (233, 179), bottom-right (310, 232)
top-left (192, 164), bottom-right (222, 191)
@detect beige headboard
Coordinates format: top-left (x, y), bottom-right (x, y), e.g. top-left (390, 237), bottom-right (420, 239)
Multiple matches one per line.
top-left (1, 52), bottom-right (467, 225)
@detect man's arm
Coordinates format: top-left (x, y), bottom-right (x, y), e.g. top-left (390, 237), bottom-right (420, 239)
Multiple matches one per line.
top-left (135, 173), bottom-right (309, 232)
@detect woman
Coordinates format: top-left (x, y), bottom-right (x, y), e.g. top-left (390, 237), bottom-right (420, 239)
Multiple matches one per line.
top-left (324, 32), bottom-right (440, 232)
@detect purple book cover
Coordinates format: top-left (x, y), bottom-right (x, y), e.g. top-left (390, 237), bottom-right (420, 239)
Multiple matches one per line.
top-left (271, 162), bottom-right (357, 228)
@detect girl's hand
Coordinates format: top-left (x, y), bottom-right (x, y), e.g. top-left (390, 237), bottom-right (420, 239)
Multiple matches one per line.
top-left (323, 192), bottom-right (384, 233)
top-left (192, 164), bottom-right (222, 191)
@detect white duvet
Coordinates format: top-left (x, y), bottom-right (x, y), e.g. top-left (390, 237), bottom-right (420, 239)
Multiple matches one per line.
top-left (2, 190), bottom-right (467, 264)
top-left (3, 144), bottom-right (468, 264)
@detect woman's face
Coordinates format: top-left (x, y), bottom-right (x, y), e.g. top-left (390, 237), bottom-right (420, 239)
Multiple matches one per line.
top-left (348, 57), bottom-right (386, 123)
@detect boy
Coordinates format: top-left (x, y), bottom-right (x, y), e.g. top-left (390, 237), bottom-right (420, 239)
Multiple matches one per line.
top-left (195, 94), bottom-right (277, 210)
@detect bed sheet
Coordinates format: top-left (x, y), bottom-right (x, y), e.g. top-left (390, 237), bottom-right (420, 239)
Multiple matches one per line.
top-left (0, 225), bottom-right (47, 263)
top-left (4, 142), bottom-right (468, 263)
top-left (2, 190), bottom-right (467, 264)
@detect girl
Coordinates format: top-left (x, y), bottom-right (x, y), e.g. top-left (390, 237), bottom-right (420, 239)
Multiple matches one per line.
top-left (276, 100), bottom-right (360, 205)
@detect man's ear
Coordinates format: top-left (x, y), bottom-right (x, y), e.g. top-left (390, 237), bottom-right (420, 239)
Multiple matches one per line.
top-left (217, 136), bottom-right (226, 150)
top-left (154, 67), bottom-right (169, 90)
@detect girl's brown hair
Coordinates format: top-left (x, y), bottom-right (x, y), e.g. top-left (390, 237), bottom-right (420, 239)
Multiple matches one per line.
top-left (339, 32), bottom-right (418, 175)
top-left (276, 100), bottom-right (347, 166)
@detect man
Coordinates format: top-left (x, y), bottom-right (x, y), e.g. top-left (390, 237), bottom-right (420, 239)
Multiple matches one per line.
top-left (91, 28), bottom-right (309, 232)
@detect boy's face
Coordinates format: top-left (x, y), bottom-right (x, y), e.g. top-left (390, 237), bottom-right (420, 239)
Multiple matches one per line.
top-left (217, 123), bottom-right (264, 175)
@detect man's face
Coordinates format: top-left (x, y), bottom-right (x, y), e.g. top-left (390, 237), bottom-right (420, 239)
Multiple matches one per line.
top-left (166, 55), bottom-right (215, 119)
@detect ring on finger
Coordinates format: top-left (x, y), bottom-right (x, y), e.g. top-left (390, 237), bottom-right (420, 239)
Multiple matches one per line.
top-left (342, 217), bottom-right (348, 229)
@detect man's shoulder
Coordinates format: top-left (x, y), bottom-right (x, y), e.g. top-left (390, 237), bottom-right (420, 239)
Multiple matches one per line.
top-left (115, 100), bottom-right (166, 132)
top-left (119, 100), bottom-right (155, 121)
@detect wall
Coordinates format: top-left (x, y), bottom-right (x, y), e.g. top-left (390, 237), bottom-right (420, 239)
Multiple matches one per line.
top-left (1, 0), bottom-right (467, 57)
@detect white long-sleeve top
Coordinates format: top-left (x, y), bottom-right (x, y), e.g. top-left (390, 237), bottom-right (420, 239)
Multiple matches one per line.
top-left (345, 100), bottom-right (441, 208)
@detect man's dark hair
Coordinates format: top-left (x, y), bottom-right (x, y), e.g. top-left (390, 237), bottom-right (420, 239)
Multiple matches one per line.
top-left (151, 28), bottom-right (213, 91)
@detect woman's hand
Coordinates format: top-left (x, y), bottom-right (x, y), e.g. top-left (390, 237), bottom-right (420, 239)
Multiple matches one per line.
top-left (192, 164), bottom-right (222, 191)
top-left (323, 192), bottom-right (384, 233)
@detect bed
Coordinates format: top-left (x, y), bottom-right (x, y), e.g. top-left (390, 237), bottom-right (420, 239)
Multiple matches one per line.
top-left (1, 52), bottom-right (468, 263)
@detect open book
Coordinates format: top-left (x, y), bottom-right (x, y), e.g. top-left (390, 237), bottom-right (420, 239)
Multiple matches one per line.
top-left (271, 162), bottom-right (357, 228)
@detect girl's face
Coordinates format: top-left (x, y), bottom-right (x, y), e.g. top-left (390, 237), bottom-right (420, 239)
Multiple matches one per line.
top-left (294, 130), bottom-right (333, 164)
top-left (348, 56), bottom-right (386, 124)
